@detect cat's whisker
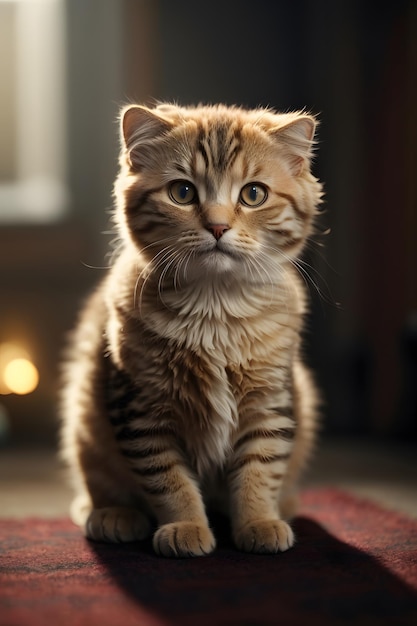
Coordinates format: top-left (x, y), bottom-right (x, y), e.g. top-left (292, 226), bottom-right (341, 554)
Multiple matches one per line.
top-left (134, 244), bottom-right (177, 311)
top-left (157, 248), bottom-right (184, 305)
top-left (157, 250), bottom-right (178, 293)
top-left (246, 252), bottom-right (270, 286)
top-left (180, 248), bottom-right (197, 286)
top-left (173, 248), bottom-right (190, 291)
top-left (138, 235), bottom-right (180, 257)
top-left (134, 256), bottom-right (156, 311)
top-left (255, 246), bottom-right (297, 314)
top-left (244, 255), bottom-right (272, 305)
top-left (293, 256), bottom-right (339, 307)
top-left (289, 259), bottom-right (335, 306)
top-left (265, 244), bottom-right (335, 306)
top-left (302, 240), bottom-right (342, 299)
top-left (251, 250), bottom-right (283, 308)
top-left (175, 248), bottom-right (192, 291)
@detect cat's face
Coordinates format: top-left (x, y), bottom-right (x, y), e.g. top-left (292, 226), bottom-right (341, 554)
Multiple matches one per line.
top-left (115, 104), bottom-right (322, 285)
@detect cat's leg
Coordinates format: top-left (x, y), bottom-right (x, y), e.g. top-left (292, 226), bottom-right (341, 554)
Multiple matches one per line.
top-left (229, 462), bottom-right (295, 553)
top-left (136, 468), bottom-right (216, 557)
top-left (279, 360), bottom-right (319, 520)
top-left (228, 391), bottom-right (298, 553)
top-left (228, 444), bottom-right (295, 553)
top-left (69, 487), bottom-right (153, 543)
top-left (62, 401), bottom-right (153, 543)
top-left (86, 507), bottom-right (152, 543)
top-left (70, 467), bottom-right (153, 544)
top-left (153, 525), bottom-right (214, 558)
top-left (116, 432), bottom-right (216, 557)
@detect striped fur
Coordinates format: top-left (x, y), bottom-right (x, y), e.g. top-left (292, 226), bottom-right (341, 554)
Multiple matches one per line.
top-left (60, 103), bottom-right (323, 557)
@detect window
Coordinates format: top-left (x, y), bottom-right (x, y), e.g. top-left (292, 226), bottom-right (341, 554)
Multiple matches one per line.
top-left (0, 0), bottom-right (67, 223)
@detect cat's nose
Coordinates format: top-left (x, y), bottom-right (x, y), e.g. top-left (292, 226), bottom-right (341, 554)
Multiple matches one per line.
top-left (206, 223), bottom-right (230, 240)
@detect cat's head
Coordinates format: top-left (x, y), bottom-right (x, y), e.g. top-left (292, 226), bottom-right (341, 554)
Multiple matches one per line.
top-left (114, 103), bottom-right (323, 285)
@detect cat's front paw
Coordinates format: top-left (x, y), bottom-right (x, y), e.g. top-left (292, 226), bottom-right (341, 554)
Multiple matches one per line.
top-left (153, 522), bottom-right (216, 558)
top-left (234, 519), bottom-right (295, 554)
top-left (85, 507), bottom-right (151, 543)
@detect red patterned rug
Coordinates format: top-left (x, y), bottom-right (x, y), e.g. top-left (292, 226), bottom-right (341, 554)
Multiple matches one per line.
top-left (1, 488), bottom-right (417, 626)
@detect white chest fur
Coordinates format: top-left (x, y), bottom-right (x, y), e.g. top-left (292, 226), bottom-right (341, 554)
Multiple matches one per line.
top-left (140, 280), bottom-right (301, 475)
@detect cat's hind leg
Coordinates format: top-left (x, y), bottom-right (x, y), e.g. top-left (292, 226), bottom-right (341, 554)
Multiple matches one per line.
top-left (71, 492), bottom-right (152, 543)
top-left (86, 506), bottom-right (151, 543)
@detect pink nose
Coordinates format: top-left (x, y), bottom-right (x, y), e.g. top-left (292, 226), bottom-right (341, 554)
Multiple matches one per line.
top-left (206, 223), bottom-right (230, 240)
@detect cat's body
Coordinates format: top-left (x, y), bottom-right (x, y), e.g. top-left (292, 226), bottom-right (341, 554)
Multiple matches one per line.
top-left (60, 103), bottom-right (323, 557)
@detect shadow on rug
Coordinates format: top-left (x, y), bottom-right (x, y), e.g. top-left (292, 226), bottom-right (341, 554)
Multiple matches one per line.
top-left (1, 488), bottom-right (417, 626)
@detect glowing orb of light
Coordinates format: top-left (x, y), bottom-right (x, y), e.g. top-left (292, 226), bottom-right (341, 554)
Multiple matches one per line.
top-left (3, 358), bottom-right (39, 395)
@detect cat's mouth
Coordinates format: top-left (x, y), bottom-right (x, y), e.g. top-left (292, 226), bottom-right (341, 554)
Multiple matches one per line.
top-left (193, 238), bottom-right (234, 257)
top-left (211, 236), bottom-right (240, 256)
top-left (194, 241), bottom-right (242, 275)
top-left (209, 241), bottom-right (241, 261)
top-left (185, 237), bottom-right (244, 275)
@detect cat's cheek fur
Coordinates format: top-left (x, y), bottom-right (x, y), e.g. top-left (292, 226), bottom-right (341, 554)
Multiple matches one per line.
top-left (60, 102), bottom-right (323, 557)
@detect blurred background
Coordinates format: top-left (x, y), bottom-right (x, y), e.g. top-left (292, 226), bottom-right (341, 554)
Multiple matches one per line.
top-left (0, 0), bottom-right (416, 453)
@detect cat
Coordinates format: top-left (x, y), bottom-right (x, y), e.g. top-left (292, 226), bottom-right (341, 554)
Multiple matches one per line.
top-left (60, 102), bottom-right (323, 558)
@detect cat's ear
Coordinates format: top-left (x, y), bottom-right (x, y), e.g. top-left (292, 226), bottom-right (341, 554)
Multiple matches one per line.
top-left (271, 115), bottom-right (317, 176)
top-left (121, 105), bottom-right (173, 170)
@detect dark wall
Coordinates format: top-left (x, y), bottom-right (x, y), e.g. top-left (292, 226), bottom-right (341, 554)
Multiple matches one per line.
top-left (129, 0), bottom-right (417, 438)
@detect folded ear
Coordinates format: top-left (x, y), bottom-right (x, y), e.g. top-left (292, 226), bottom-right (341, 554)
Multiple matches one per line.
top-left (271, 114), bottom-right (317, 176)
top-left (121, 105), bottom-right (173, 170)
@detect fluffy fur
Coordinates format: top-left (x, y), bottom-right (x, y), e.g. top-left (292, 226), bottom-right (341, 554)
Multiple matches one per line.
top-left (60, 103), bottom-right (323, 557)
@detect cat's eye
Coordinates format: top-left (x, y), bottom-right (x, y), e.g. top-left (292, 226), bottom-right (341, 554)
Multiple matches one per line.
top-left (239, 183), bottom-right (268, 207)
top-left (169, 181), bottom-right (197, 205)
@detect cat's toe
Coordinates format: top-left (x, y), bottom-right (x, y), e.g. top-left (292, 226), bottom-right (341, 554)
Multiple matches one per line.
top-left (153, 522), bottom-right (216, 558)
top-left (234, 519), bottom-right (294, 554)
top-left (85, 507), bottom-right (151, 543)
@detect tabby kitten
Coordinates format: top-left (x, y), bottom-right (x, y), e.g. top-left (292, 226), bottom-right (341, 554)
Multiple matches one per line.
top-left (60, 102), bottom-right (323, 557)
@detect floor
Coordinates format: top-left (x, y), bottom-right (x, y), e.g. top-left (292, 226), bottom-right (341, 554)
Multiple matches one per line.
top-left (0, 438), bottom-right (416, 519)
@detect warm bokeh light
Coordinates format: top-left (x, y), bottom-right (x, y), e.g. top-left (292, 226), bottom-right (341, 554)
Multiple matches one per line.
top-left (3, 358), bottom-right (39, 395)
top-left (0, 343), bottom-right (39, 395)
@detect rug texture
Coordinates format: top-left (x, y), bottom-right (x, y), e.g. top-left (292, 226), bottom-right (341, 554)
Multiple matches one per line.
top-left (1, 488), bottom-right (417, 626)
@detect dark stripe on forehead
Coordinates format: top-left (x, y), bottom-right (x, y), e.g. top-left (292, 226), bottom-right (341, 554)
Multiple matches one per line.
top-left (197, 122), bottom-right (242, 174)
top-left (215, 122), bottom-right (242, 172)
top-left (215, 123), bottom-right (228, 158)
top-left (197, 137), bottom-right (210, 171)
top-left (224, 143), bottom-right (241, 171)
top-left (173, 162), bottom-right (188, 176)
